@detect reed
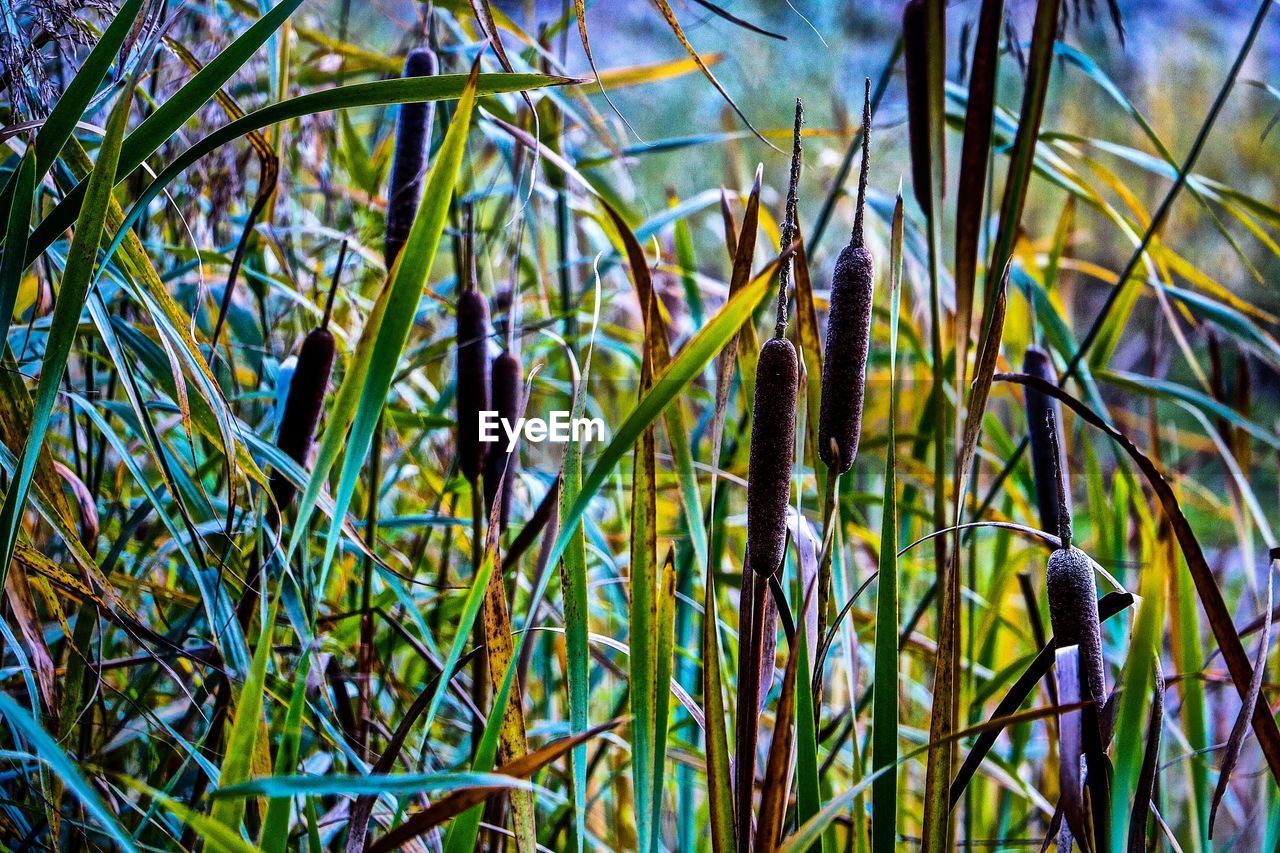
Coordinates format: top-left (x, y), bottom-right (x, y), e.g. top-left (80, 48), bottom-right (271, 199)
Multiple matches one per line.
top-left (736, 100), bottom-right (802, 853)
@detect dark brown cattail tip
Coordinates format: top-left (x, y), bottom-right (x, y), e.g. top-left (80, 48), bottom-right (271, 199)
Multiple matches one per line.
top-left (456, 289), bottom-right (491, 483)
top-left (852, 77), bottom-right (872, 249)
top-left (385, 47), bottom-right (439, 269)
top-left (1046, 546), bottom-right (1106, 705)
top-left (1023, 346), bottom-right (1073, 542)
top-left (483, 350), bottom-right (522, 532)
top-left (818, 242), bottom-right (874, 474)
top-left (746, 337), bottom-right (798, 577)
top-left (270, 326), bottom-right (337, 508)
top-left (902, 0), bottom-right (932, 218)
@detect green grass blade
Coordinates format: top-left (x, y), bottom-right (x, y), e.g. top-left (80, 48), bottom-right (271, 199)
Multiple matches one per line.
top-left (210, 595), bottom-right (280, 834)
top-left (558, 274), bottom-right (599, 852)
top-left (702, 556), bottom-right (735, 853)
top-left (0, 148), bottom-right (36, 345)
top-left (311, 65), bottom-right (479, 589)
top-left (441, 652), bottom-right (522, 853)
top-left (1109, 539), bottom-right (1166, 852)
top-left (0, 79), bottom-right (130, 591)
top-left (650, 552), bottom-right (677, 852)
top-left (872, 194), bottom-right (904, 853)
top-left (261, 652), bottom-right (311, 852)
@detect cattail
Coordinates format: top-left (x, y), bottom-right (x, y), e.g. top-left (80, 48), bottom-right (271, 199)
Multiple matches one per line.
top-left (745, 99), bottom-right (802, 579)
top-left (818, 79), bottom-right (874, 474)
top-left (270, 241), bottom-right (347, 509)
top-left (456, 210), bottom-right (490, 484)
top-left (902, 0), bottom-right (933, 217)
top-left (1040, 402), bottom-right (1105, 708)
top-left (484, 349), bottom-right (521, 531)
top-left (1046, 545), bottom-right (1105, 707)
top-left (1023, 346), bottom-right (1071, 537)
top-left (385, 47), bottom-right (438, 269)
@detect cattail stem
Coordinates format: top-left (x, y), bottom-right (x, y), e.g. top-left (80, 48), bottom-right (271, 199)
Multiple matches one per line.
top-left (852, 77), bottom-right (871, 249)
top-left (322, 238), bottom-right (347, 330)
top-left (774, 99), bottom-right (803, 339)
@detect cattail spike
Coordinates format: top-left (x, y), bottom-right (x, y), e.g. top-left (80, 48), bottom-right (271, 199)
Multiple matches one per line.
top-left (774, 98), bottom-right (803, 339)
top-left (385, 46), bottom-right (438, 269)
top-left (746, 337), bottom-right (798, 577)
top-left (852, 78), bottom-right (871, 249)
top-left (818, 89), bottom-right (876, 474)
top-left (456, 204), bottom-right (491, 485)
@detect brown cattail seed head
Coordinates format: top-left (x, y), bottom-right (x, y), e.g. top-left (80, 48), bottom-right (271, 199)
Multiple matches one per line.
top-left (902, 0), bottom-right (933, 217)
top-left (1023, 346), bottom-right (1073, 541)
top-left (456, 288), bottom-right (491, 483)
top-left (746, 337), bottom-right (798, 577)
top-left (818, 243), bottom-right (874, 473)
top-left (818, 80), bottom-right (874, 474)
top-left (385, 47), bottom-right (438, 269)
top-left (271, 326), bottom-right (336, 508)
top-left (1046, 546), bottom-right (1106, 707)
top-left (483, 349), bottom-right (522, 531)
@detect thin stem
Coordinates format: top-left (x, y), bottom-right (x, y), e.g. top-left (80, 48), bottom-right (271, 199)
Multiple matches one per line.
top-left (851, 77), bottom-right (871, 249)
top-left (774, 98), bottom-right (803, 338)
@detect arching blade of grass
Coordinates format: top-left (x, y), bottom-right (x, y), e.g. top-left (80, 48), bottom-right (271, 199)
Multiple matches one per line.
top-left (0, 693), bottom-right (138, 852)
top-left (0, 79), bottom-right (130, 593)
top-left (782, 702), bottom-right (1093, 853)
top-left (948, 591), bottom-right (1135, 807)
top-left (98, 73), bottom-right (574, 301)
top-left (124, 779), bottom-right (263, 853)
top-left (649, 0), bottom-right (774, 149)
top-left (304, 63), bottom-right (479, 590)
top-left (357, 720), bottom-right (621, 846)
